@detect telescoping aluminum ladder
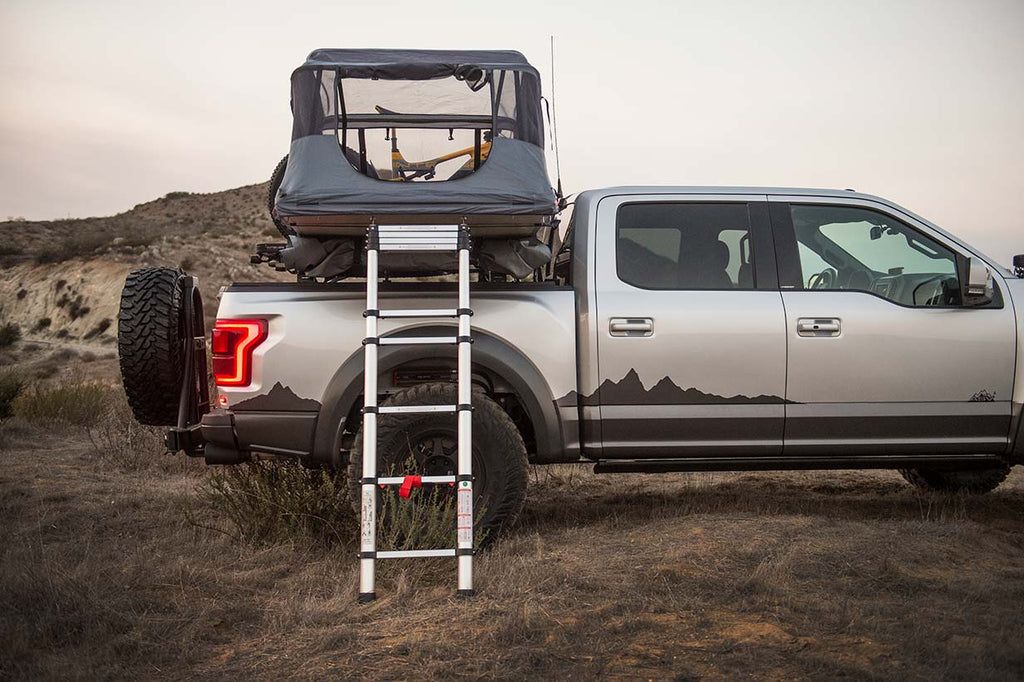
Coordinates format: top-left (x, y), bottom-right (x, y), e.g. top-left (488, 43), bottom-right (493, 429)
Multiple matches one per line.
top-left (359, 223), bottom-right (475, 603)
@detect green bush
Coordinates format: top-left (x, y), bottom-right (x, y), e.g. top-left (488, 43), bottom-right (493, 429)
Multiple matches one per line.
top-left (14, 376), bottom-right (113, 427)
top-left (192, 456), bottom-right (484, 553)
top-left (194, 460), bottom-right (356, 547)
top-left (0, 374), bottom-right (25, 420)
top-left (0, 322), bottom-right (20, 348)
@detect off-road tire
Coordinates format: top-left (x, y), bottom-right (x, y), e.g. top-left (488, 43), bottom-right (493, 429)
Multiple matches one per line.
top-left (899, 463), bottom-right (1011, 494)
top-left (267, 155), bottom-right (292, 237)
top-left (348, 382), bottom-right (529, 546)
top-left (117, 267), bottom-right (188, 426)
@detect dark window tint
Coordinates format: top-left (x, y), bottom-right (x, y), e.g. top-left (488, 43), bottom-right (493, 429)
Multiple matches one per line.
top-left (616, 203), bottom-right (754, 290)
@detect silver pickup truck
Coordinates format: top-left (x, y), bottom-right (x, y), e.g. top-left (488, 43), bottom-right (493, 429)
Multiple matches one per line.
top-left (119, 186), bottom-right (1024, 539)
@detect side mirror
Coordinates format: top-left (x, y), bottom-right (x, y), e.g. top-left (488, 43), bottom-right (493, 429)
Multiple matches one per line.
top-left (962, 256), bottom-right (993, 306)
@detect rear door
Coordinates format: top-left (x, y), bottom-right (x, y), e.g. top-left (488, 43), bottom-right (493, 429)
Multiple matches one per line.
top-left (593, 194), bottom-right (787, 459)
top-left (770, 197), bottom-right (1017, 455)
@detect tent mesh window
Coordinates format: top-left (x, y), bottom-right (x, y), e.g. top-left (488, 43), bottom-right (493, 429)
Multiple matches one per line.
top-left (290, 52), bottom-right (543, 183)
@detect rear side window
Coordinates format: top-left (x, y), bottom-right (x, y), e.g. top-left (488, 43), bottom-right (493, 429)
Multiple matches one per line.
top-left (616, 203), bottom-right (754, 290)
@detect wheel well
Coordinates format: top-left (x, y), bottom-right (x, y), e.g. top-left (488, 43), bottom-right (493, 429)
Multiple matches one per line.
top-left (338, 360), bottom-right (538, 460)
top-left (316, 326), bottom-right (564, 468)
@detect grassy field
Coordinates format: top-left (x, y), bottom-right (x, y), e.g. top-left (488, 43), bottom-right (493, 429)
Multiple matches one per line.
top-left (2, 412), bottom-right (1024, 681)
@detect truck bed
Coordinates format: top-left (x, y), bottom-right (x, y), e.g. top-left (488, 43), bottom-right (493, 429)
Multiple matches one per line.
top-left (211, 281), bottom-right (579, 463)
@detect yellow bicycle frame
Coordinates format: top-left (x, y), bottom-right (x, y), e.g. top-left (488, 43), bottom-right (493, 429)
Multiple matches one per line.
top-left (387, 129), bottom-right (491, 181)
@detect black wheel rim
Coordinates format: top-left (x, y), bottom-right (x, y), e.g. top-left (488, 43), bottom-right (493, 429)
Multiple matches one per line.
top-left (381, 425), bottom-right (488, 496)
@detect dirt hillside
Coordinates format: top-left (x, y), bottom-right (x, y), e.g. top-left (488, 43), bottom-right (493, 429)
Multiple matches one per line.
top-left (0, 183), bottom-right (293, 353)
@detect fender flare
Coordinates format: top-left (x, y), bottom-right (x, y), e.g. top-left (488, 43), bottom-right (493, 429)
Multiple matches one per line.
top-left (312, 325), bottom-right (564, 465)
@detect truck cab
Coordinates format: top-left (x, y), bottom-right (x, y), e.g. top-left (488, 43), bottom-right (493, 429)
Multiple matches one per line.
top-left (571, 187), bottom-right (1023, 472)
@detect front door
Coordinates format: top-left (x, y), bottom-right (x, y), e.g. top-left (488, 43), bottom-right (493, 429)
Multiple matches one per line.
top-left (771, 198), bottom-right (1017, 455)
top-left (594, 195), bottom-right (787, 459)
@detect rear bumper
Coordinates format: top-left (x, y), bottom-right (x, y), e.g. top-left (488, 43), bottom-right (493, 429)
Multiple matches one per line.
top-left (198, 409), bottom-right (319, 465)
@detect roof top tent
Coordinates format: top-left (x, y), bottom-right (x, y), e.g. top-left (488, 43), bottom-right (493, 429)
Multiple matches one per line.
top-left (276, 49), bottom-right (558, 238)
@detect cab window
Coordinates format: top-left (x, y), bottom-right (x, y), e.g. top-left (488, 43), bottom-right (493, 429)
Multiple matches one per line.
top-left (790, 204), bottom-right (960, 306)
top-left (616, 203), bottom-right (755, 290)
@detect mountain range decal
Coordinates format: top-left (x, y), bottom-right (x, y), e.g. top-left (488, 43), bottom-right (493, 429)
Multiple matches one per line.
top-left (555, 369), bottom-right (792, 407)
top-left (232, 382), bottom-right (322, 412)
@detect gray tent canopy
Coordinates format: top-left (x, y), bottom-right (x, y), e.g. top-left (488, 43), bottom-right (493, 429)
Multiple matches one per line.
top-left (276, 48), bottom-right (557, 235)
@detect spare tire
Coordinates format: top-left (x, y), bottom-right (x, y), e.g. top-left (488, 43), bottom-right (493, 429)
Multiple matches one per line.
top-left (117, 267), bottom-right (189, 426)
top-left (267, 155), bottom-right (292, 238)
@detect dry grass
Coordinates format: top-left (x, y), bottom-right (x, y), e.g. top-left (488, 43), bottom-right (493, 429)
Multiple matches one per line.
top-left (2, 422), bottom-right (1024, 680)
top-left (12, 374), bottom-right (113, 427)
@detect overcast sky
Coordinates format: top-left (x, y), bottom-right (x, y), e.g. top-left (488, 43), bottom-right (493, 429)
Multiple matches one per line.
top-left (1, 0), bottom-right (1022, 264)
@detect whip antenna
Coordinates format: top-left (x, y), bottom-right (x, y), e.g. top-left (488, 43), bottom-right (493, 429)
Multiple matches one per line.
top-left (549, 35), bottom-right (563, 202)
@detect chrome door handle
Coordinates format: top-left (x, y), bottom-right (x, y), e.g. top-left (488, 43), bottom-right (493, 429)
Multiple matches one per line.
top-left (609, 318), bottom-right (653, 337)
top-left (797, 318), bottom-right (841, 337)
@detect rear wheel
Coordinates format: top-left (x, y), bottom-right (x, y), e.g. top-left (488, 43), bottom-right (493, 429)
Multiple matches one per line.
top-left (899, 463), bottom-right (1011, 494)
top-left (348, 382), bottom-right (528, 546)
top-left (117, 267), bottom-right (189, 426)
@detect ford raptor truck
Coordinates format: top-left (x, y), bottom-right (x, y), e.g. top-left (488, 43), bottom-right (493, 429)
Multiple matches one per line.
top-left (117, 187), bottom-right (1024, 540)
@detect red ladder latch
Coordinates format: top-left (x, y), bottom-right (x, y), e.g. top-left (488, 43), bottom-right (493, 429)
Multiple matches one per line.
top-left (399, 475), bottom-right (423, 498)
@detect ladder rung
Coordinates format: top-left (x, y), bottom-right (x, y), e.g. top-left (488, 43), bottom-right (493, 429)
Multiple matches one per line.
top-left (379, 243), bottom-right (459, 252)
top-left (378, 308), bottom-right (459, 318)
top-left (379, 336), bottom-right (457, 346)
top-left (378, 224), bottom-right (461, 233)
top-left (376, 475), bottom-right (456, 485)
top-left (377, 549), bottom-right (457, 559)
top-left (379, 232), bottom-right (459, 239)
top-left (378, 405), bottom-right (456, 414)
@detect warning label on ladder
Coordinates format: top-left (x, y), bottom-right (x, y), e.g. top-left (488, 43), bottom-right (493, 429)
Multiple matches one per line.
top-left (361, 495), bottom-right (375, 545)
top-left (457, 482), bottom-right (473, 545)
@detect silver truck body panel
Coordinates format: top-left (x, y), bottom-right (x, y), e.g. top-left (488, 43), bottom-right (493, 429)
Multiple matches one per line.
top-left (210, 185), bottom-right (1022, 466)
top-left (217, 286), bottom-right (576, 410)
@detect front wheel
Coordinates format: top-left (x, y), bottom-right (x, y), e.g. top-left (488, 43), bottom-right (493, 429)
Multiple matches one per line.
top-left (899, 463), bottom-right (1011, 494)
top-left (348, 382), bottom-right (528, 546)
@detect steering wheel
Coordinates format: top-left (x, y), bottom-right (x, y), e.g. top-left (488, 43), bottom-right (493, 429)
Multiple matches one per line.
top-left (808, 267), bottom-right (838, 289)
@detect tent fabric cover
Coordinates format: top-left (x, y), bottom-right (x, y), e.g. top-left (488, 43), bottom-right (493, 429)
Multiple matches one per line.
top-left (277, 136), bottom-right (555, 216)
top-left (275, 48), bottom-right (555, 220)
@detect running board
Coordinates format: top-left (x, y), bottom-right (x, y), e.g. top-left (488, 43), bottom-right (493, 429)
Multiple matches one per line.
top-left (592, 454), bottom-right (1005, 474)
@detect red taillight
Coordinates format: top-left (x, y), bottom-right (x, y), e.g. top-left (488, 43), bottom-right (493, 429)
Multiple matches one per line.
top-left (211, 319), bottom-right (267, 387)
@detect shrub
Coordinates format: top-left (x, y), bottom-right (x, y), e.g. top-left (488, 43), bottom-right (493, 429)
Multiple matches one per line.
top-left (0, 373), bottom-right (25, 420)
top-left (35, 318), bottom-right (51, 331)
top-left (68, 297), bottom-right (90, 320)
top-left (83, 319), bottom-right (111, 340)
top-left (0, 323), bottom-right (21, 348)
top-left (36, 233), bottom-right (110, 263)
top-left (86, 393), bottom-right (177, 472)
top-left (13, 376), bottom-right (113, 427)
top-left (192, 457), bottom-right (482, 553)
top-left (164, 191), bottom-right (191, 200)
top-left (193, 460), bottom-right (355, 547)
